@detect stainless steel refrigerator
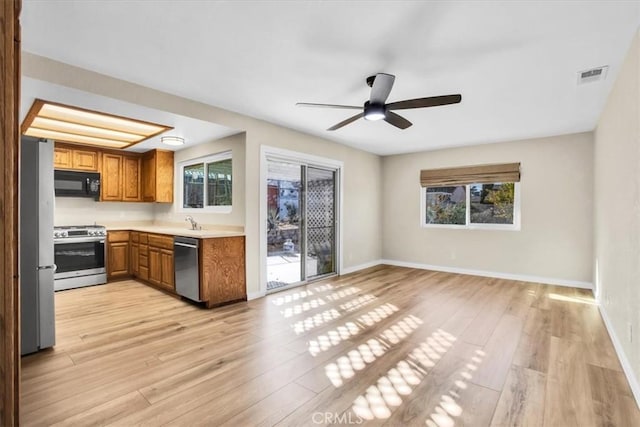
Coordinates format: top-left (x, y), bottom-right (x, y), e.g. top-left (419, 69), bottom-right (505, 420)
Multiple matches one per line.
top-left (20, 136), bottom-right (56, 355)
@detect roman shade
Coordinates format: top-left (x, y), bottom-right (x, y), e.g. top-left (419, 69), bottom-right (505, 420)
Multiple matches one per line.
top-left (420, 162), bottom-right (520, 187)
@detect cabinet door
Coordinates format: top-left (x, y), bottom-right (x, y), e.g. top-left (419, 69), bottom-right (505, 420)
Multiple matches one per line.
top-left (53, 147), bottom-right (72, 169)
top-left (148, 247), bottom-right (162, 286)
top-left (72, 149), bottom-right (99, 171)
top-left (160, 249), bottom-right (174, 290)
top-left (122, 156), bottom-right (142, 202)
top-left (108, 241), bottom-right (129, 279)
top-left (141, 152), bottom-right (156, 202)
top-left (130, 243), bottom-right (139, 276)
top-left (102, 154), bottom-right (123, 201)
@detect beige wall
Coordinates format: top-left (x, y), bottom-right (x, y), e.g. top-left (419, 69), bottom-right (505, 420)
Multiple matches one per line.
top-left (382, 132), bottom-right (594, 285)
top-left (594, 30), bottom-right (640, 398)
top-left (154, 133), bottom-right (246, 228)
top-left (23, 54), bottom-right (383, 295)
top-left (55, 198), bottom-right (155, 226)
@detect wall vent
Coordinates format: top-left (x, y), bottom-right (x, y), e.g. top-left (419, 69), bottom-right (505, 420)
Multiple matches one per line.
top-left (577, 66), bottom-right (608, 84)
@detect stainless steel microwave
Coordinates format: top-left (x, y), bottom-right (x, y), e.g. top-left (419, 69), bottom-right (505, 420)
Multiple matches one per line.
top-left (54, 170), bottom-right (101, 199)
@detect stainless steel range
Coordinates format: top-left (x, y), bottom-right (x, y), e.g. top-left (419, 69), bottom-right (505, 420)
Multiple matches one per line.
top-left (53, 225), bottom-right (107, 291)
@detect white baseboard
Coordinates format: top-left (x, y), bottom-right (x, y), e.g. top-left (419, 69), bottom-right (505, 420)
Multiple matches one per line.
top-left (247, 291), bottom-right (265, 301)
top-left (340, 260), bottom-right (383, 275)
top-left (380, 259), bottom-right (593, 289)
top-left (598, 304), bottom-right (640, 409)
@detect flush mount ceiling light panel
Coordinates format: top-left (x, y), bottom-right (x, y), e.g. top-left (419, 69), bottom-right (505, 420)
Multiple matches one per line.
top-left (21, 99), bottom-right (173, 149)
top-left (161, 136), bottom-right (185, 146)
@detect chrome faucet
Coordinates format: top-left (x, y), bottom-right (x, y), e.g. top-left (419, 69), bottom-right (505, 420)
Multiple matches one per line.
top-left (185, 215), bottom-right (199, 230)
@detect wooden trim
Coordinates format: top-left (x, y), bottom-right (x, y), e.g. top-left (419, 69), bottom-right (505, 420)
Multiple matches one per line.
top-left (20, 98), bottom-right (173, 149)
top-left (420, 162), bottom-right (521, 187)
top-left (1, 1), bottom-right (21, 424)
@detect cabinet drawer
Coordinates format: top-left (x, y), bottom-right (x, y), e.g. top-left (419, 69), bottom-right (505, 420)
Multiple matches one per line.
top-left (139, 245), bottom-right (148, 256)
top-left (139, 266), bottom-right (149, 281)
top-left (139, 233), bottom-right (148, 244)
top-left (148, 234), bottom-right (174, 250)
top-left (130, 232), bottom-right (139, 243)
top-left (108, 231), bottom-right (130, 243)
top-left (140, 254), bottom-right (148, 267)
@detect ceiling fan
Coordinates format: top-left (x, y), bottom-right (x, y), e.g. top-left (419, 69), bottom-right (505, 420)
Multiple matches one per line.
top-left (297, 73), bottom-right (461, 131)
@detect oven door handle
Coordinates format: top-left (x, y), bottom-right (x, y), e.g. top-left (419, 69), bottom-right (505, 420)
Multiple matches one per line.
top-left (54, 238), bottom-right (105, 244)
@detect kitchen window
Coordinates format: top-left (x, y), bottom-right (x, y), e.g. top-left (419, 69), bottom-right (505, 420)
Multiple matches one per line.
top-left (180, 151), bottom-right (232, 213)
top-left (420, 163), bottom-right (521, 230)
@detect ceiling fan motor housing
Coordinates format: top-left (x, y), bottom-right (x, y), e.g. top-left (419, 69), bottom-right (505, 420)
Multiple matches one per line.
top-left (364, 101), bottom-right (386, 121)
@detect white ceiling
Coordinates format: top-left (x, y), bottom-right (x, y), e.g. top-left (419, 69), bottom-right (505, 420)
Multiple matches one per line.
top-left (21, 1), bottom-right (640, 156)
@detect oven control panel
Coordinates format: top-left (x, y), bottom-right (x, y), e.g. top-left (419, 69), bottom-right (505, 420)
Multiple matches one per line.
top-left (54, 225), bottom-right (107, 239)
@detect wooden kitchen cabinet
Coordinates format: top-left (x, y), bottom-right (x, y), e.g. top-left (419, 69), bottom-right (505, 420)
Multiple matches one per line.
top-left (129, 232), bottom-right (139, 276)
top-left (142, 149), bottom-right (174, 203)
top-left (160, 249), bottom-right (174, 290)
top-left (148, 246), bottom-right (162, 286)
top-left (101, 153), bottom-right (123, 201)
top-left (54, 143), bottom-right (99, 171)
top-left (139, 233), bottom-right (149, 281)
top-left (107, 231), bottom-right (130, 280)
top-left (201, 236), bottom-right (246, 307)
top-left (101, 153), bottom-right (143, 202)
top-left (122, 156), bottom-right (142, 202)
top-left (147, 234), bottom-right (174, 292)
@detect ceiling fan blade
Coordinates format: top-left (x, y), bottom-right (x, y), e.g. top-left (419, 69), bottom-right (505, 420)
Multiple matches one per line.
top-left (296, 102), bottom-right (362, 110)
top-left (369, 73), bottom-right (395, 104)
top-left (384, 111), bottom-right (412, 129)
top-left (327, 112), bottom-right (364, 131)
top-left (386, 94), bottom-right (462, 110)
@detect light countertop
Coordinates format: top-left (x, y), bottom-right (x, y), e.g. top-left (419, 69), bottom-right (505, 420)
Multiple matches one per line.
top-left (105, 224), bottom-right (244, 239)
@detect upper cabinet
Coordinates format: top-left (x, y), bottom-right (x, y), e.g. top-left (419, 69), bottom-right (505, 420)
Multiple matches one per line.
top-left (142, 149), bottom-right (174, 203)
top-left (101, 153), bottom-right (123, 201)
top-left (123, 156), bottom-right (142, 202)
top-left (53, 143), bottom-right (173, 203)
top-left (54, 143), bottom-right (99, 171)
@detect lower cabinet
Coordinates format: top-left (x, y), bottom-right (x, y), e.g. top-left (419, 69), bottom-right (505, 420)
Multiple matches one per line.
top-left (160, 249), bottom-right (174, 290)
top-left (201, 236), bottom-right (246, 307)
top-left (148, 246), bottom-right (162, 286)
top-left (146, 234), bottom-right (174, 292)
top-left (107, 230), bottom-right (245, 308)
top-left (107, 231), bottom-right (130, 280)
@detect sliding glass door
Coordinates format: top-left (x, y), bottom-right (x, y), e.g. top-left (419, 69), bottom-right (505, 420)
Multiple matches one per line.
top-left (266, 159), bottom-right (337, 292)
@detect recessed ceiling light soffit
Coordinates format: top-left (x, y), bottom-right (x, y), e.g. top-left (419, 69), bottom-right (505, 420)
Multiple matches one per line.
top-left (21, 99), bottom-right (173, 149)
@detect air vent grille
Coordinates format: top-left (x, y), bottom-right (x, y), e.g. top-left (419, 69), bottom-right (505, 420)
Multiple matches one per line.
top-left (577, 66), bottom-right (608, 84)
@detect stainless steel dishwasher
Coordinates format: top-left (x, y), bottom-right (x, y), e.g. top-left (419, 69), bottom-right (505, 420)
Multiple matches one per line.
top-left (174, 236), bottom-right (202, 302)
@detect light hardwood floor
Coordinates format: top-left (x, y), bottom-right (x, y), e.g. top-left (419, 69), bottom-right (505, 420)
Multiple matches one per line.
top-left (20, 266), bottom-right (640, 426)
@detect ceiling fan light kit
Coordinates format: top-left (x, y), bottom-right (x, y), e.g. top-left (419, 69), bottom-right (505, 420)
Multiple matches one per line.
top-left (363, 102), bottom-right (386, 121)
top-left (297, 73), bottom-right (462, 131)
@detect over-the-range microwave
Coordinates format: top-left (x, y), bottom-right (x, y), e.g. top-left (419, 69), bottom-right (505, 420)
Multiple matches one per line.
top-left (54, 170), bottom-right (101, 200)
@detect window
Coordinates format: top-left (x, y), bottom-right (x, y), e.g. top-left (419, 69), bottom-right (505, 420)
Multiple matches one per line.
top-left (420, 162), bottom-right (520, 230)
top-left (180, 151), bottom-right (232, 212)
top-left (422, 182), bottom-right (519, 229)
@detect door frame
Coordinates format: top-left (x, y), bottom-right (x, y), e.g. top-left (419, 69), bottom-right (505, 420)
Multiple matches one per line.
top-left (259, 145), bottom-right (344, 296)
top-left (1, 0), bottom-right (22, 424)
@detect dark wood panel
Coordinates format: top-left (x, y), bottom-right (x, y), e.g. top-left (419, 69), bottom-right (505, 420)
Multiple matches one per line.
top-left (1, 1), bottom-right (21, 424)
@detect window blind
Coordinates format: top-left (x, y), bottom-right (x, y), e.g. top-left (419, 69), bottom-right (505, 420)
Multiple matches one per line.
top-left (420, 162), bottom-right (520, 187)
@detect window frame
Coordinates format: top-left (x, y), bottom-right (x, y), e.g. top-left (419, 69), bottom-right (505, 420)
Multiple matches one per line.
top-left (178, 150), bottom-right (233, 214)
top-left (420, 182), bottom-right (521, 231)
